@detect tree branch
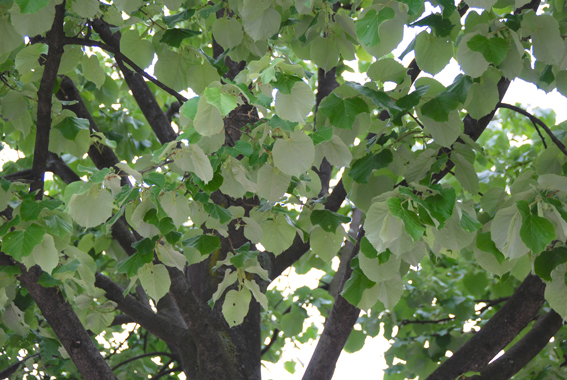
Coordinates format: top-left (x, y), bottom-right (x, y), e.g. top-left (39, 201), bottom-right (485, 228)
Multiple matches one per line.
top-left (30, 2), bottom-right (66, 197)
top-left (62, 36), bottom-right (188, 105)
top-left (111, 351), bottom-right (174, 371)
top-left (425, 274), bottom-right (547, 380)
top-left (0, 353), bottom-right (39, 379)
top-left (498, 102), bottom-right (567, 157)
top-left (468, 310), bottom-right (563, 380)
top-left (302, 231), bottom-right (364, 380)
top-left (87, 19), bottom-right (179, 145)
top-left (94, 273), bottom-right (189, 348)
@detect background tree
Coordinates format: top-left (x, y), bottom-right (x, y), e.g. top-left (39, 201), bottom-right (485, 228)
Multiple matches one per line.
top-left (0, 0), bottom-right (566, 379)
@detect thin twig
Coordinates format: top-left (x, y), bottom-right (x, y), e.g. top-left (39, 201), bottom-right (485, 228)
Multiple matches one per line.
top-left (111, 352), bottom-right (174, 371)
top-left (400, 316), bottom-right (455, 325)
top-left (498, 103), bottom-right (567, 157)
top-left (62, 36), bottom-right (188, 104)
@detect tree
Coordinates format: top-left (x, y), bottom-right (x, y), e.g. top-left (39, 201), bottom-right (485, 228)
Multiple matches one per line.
top-left (0, 0), bottom-right (566, 378)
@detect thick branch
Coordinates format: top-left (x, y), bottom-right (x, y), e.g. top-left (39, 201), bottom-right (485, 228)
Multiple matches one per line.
top-left (30, 2), bottom-right (66, 197)
top-left (498, 102), bottom-right (567, 157)
top-left (0, 353), bottom-right (39, 379)
top-left (88, 19), bottom-right (179, 144)
top-left (8, 258), bottom-right (117, 379)
top-left (302, 232), bottom-right (363, 380)
top-left (94, 273), bottom-right (189, 348)
top-left (425, 274), bottom-right (547, 380)
top-left (469, 310), bottom-right (563, 380)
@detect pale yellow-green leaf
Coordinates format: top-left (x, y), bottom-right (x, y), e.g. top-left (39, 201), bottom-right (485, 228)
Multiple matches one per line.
top-left (350, 175), bottom-right (393, 214)
top-left (0, 17), bottom-right (23, 55)
top-left (365, 202), bottom-right (401, 253)
top-left (310, 226), bottom-right (345, 262)
top-left (473, 246), bottom-right (516, 276)
top-left (15, 44), bottom-right (47, 73)
top-left (115, 163), bottom-right (143, 183)
top-left (129, 196), bottom-right (160, 238)
top-left (490, 204), bottom-right (529, 259)
top-left (68, 186), bottom-right (114, 228)
top-left (405, 149), bottom-right (436, 184)
top-left (376, 275), bottom-right (403, 310)
top-left (272, 130), bottom-right (315, 177)
top-left (256, 165), bottom-right (291, 202)
top-left (367, 58), bottom-right (407, 84)
top-left (456, 31), bottom-right (490, 78)
top-left (453, 153), bottom-right (480, 194)
top-left (211, 270), bottom-right (238, 305)
top-left (113, 0), bottom-right (143, 13)
top-left (275, 81), bottom-right (315, 123)
top-left (193, 96), bottom-right (224, 137)
top-left (85, 310), bottom-right (114, 335)
top-left (432, 212), bottom-right (475, 252)
top-left (522, 12), bottom-right (565, 65)
top-left (464, 0), bottom-right (497, 8)
top-left (154, 49), bottom-right (190, 91)
top-left (243, 8), bottom-right (281, 41)
top-left (260, 215), bottom-right (296, 255)
top-left (58, 45), bottom-right (83, 74)
top-left (2, 304), bottom-right (28, 336)
top-left (538, 174), bottom-right (567, 194)
top-left (212, 18), bottom-right (244, 50)
top-left (359, 252), bottom-right (401, 283)
top-left (0, 327), bottom-right (5, 347)
top-left (197, 132), bottom-right (225, 154)
top-left (418, 110), bottom-right (463, 148)
top-left (174, 145), bottom-right (214, 183)
top-left (159, 192), bottom-right (191, 227)
top-left (242, 217), bottom-right (263, 244)
top-left (10, 0), bottom-right (55, 37)
top-left (316, 135), bottom-right (352, 168)
top-left (244, 279), bottom-right (269, 310)
top-left (464, 78), bottom-right (499, 119)
top-left (414, 31), bottom-right (453, 75)
top-left (0, 91), bottom-right (28, 122)
top-left (71, 0), bottom-right (100, 18)
top-left (310, 36), bottom-right (340, 72)
top-left (120, 29), bottom-right (155, 69)
top-left (187, 63), bottom-right (221, 95)
top-left (544, 264), bottom-right (567, 319)
top-left (22, 234), bottom-right (59, 274)
top-left (138, 263), bottom-right (171, 302)
top-left (82, 54), bottom-right (105, 88)
top-left (223, 288), bottom-right (252, 327)
top-left (157, 244), bottom-right (187, 271)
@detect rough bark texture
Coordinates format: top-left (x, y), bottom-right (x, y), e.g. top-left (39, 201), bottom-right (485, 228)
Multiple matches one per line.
top-left (426, 274), bottom-right (547, 380)
top-left (469, 310), bottom-right (563, 380)
top-left (15, 262), bottom-right (117, 379)
top-left (90, 19), bottom-right (178, 145)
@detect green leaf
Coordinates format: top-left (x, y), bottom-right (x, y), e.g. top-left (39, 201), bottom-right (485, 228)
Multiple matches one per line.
top-left (521, 12), bottom-right (565, 65)
top-left (154, 49), bottom-right (190, 92)
top-left (15, 0), bottom-right (49, 14)
top-left (456, 32), bottom-right (490, 78)
top-left (460, 210), bottom-right (482, 232)
top-left (418, 110), bottom-right (463, 147)
top-left (53, 117), bottom-right (89, 140)
top-left (453, 153), bottom-right (480, 194)
top-left (348, 150), bottom-right (393, 184)
top-left (344, 82), bottom-right (401, 113)
top-left (160, 28), bottom-right (201, 48)
top-left (138, 263), bottom-right (171, 302)
top-left (534, 247), bottom-right (567, 281)
top-left (360, 237), bottom-right (379, 259)
top-left (476, 232), bottom-right (506, 264)
top-left (38, 272), bottom-right (62, 288)
top-left (342, 262), bottom-right (376, 307)
top-left (272, 130), bottom-right (315, 177)
top-left (411, 14), bottom-right (454, 37)
top-left (3, 224), bottom-right (46, 260)
top-left (183, 234), bottom-right (221, 255)
top-left (317, 135), bottom-right (353, 168)
top-left (355, 8), bottom-right (395, 47)
top-left (187, 63), bottom-right (221, 95)
top-left (204, 87), bottom-right (237, 116)
top-left (387, 198), bottom-right (425, 241)
top-left (22, 234), bottom-right (59, 274)
top-left (117, 252), bottom-right (153, 277)
top-left (82, 54), bottom-right (105, 89)
top-left (516, 200), bottom-right (555, 254)
top-left (310, 227), bottom-right (344, 262)
top-left (275, 81), bottom-right (314, 123)
top-left (310, 36), bottom-right (340, 72)
top-left (163, 9), bottom-right (195, 27)
top-left (0, 18), bottom-right (23, 56)
top-left (419, 188), bottom-right (456, 225)
top-left (203, 203), bottom-right (233, 224)
top-left (222, 288), bottom-right (252, 327)
top-left (311, 126), bottom-right (334, 145)
top-left (70, 0), bottom-right (99, 18)
top-left (310, 210), bottom-right (351, 233)
top-left (318, 93), bottom-right (369, 130)
top-left (367, 58), bottom-right (408, 84)
top-left (467, 35), bottom-right (510, 66)
top-left (242, 8), bottom-right (281, 41)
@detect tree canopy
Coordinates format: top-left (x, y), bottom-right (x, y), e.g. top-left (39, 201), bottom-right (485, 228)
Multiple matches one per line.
top-left (0, 0), bottom-right (566, 379)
